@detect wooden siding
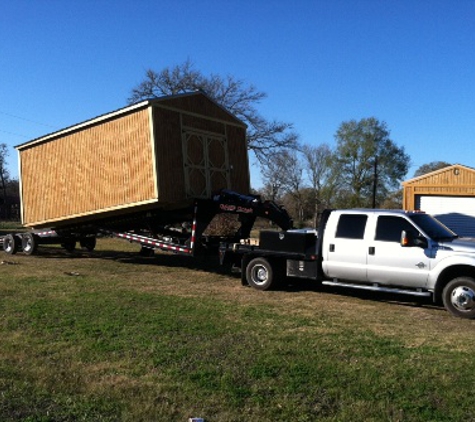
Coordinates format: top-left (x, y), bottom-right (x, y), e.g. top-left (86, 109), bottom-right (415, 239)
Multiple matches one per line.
top-left (152, 107), bottom-right (186, 204)
top-left (20, 108), bottom-right (156, 226)
top-left (402, 165), bottom-right (475, 210)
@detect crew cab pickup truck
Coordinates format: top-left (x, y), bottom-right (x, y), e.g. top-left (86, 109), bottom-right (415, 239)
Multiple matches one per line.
top-left (222, 209), bottom-right (475, 319)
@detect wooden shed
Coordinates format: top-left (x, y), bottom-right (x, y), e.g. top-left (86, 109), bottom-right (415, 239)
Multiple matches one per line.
top-left (402, 164), bottom-right (475, 236)
top-left (17, 92), bottom-right (250, 228)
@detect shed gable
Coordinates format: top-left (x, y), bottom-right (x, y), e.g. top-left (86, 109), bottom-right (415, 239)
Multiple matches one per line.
top-left (403, 164), bottom-right (475, 210)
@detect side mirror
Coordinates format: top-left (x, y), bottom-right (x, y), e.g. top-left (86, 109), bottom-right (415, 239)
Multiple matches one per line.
top-left (401, 230), bottom-right (428, 248)
top-left (400, 230), bottom-right (414, 247)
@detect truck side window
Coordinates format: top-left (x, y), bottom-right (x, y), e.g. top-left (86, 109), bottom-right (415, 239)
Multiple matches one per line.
top-left (335, 214), bottom-right (367, 239)
top-left (375, 216), bottom-right (418, 242)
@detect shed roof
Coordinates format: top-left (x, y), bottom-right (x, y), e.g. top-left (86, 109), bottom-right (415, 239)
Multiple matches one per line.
top-left (402, 164), bottom-right (475, 186)
top-left (16, 91), bottom-right (247, 151)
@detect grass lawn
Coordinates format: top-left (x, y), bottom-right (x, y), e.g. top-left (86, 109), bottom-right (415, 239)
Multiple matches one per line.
top-left (0, 237), bottom-right (474, 421)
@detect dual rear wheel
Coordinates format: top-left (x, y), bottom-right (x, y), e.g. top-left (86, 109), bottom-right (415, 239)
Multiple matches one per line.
top-left (2, 233), bottom-right (38, 256)
top-left (3, 234), bottom-right (97, 255)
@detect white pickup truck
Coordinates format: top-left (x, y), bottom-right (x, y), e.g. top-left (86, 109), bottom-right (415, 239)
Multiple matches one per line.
top-left (222, 209), bottom-right (475, 319)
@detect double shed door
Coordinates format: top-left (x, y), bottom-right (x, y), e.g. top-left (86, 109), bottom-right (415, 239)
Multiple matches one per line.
top-left (324, 213), bottom-right (430, 288)
top-left (182, 128), bottom-right (230, 199)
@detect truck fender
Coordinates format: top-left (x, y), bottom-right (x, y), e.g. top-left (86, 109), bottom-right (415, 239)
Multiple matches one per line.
top-left (429, 255), bottom-right (475, 301)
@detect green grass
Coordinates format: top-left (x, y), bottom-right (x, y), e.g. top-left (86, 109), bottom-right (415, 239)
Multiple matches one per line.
top-left (0, 220), bottom-right (23, 231)
top-left (0, 238), bottom-right (475, 421)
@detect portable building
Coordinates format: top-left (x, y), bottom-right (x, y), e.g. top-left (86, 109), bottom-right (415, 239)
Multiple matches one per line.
top-left (17, 92), bottom-right (250, 228)
top-left (402, 164), bottom-right (475, 236)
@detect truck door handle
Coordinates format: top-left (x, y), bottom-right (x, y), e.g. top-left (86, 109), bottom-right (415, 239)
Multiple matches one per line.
top-left (369, 246), bottom-right (375, 255)
top-left (329, 244), bottom-right (335, 252)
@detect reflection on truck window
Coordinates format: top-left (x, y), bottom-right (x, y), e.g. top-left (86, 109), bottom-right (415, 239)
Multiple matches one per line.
top-left (408, 214), bottom-right (457, 240)
top-left (375, 216), bottom-right (418, 242)
top-left (335, 214), bottom-right (367, 239)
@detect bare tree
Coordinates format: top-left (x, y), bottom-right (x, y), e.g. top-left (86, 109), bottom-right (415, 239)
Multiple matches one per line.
top-left (128, 59), bottom-right (298, 163)
top-left (261, 149), bottom-right (307, 224)
top-left (0, 144), bottom-right (11, 218)
top-left (301, 143), bottom-right (340, 224)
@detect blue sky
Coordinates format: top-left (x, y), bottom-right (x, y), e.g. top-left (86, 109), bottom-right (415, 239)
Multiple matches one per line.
top-left (1, 0), bottom-right (474, 186)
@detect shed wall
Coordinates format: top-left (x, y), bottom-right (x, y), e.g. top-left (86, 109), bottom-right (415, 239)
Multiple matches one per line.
top-left (152, 104), bottom-right (249, 202)
top-left (20, 108), bottom-right (156, 227)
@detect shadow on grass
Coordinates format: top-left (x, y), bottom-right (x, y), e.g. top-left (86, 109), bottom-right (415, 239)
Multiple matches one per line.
top-left (8, 245), bottom-right (444, 315)
top-left (19, 245), bottom-right (236, 275)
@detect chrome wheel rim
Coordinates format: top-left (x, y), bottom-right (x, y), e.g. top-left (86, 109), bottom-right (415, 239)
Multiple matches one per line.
top-left (252, 265), bottom-right (268, 286)
top-left (451, 286), bottom-right (475, 312)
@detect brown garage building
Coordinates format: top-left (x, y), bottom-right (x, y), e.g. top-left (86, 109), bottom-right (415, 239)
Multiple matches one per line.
top-left (402, 164), bottom-right (475, 236)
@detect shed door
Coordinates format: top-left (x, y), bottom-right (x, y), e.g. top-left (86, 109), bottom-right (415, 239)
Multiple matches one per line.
top-left (182, 130), bottom-right (230, 198)
top-left (416, 195), bottom-right (475, 237)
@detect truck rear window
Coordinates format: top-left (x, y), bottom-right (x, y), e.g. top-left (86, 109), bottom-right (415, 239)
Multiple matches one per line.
top-left (335, 214), bottom-right (367, 239)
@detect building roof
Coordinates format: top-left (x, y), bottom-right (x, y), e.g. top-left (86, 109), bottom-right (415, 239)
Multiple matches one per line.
top-left (16, 91), bottom-right (247, 151)
top-left (402, 164), bottom-right (475, 186)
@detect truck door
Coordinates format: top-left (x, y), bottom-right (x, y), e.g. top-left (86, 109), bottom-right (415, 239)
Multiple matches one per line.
top-left (323, 213), bottom-right (368, 281)
top-left (366, 215), bottom-right (430, 287)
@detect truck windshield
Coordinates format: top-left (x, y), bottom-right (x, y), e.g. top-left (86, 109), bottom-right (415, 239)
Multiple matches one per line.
top-left (408, 214), bottom-right (457, 240)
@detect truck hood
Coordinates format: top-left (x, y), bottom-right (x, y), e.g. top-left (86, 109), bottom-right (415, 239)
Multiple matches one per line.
top-left (438, 237), bottom-right (475, 253)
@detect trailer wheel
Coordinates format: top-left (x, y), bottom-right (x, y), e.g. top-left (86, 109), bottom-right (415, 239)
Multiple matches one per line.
top-left (442, 277), bottom-right (475, 319)
top-left (80, 237), bottom-right (96, 251)
top-left (62, 239), bottom-right (76, 253)
top-left (22, 233), bottom-right (38, 256)
top-left (246, 257), bottom-right (278, 291)
top-left (139, 246), bottom-right (155, 257)
top-left (3, 234), bottom-right (19, 255)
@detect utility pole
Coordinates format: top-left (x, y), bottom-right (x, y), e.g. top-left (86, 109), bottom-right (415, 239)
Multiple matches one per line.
top-left (372, 156), bottom-right (378, 208)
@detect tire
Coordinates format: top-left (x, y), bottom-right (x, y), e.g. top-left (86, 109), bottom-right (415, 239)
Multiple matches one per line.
top-left (62, 239), bottom-right (76, 253)
top-left (442, 277), bottom-right (475, 319)
top-left (246, 257), bottom-right (279, 291)
top-left (22, 233), bottom-right (38, 256)
top-left (80, 237), bottom-right (96, 251)
top-left (3, 234), bottom-right (19, 255)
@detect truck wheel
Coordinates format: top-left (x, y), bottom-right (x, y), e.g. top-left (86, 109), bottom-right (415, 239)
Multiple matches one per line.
top-left (3, 234), bottom-right (19, 255)
top-left (246, 257), bottom-right (277, 291)
top-left (22, 233), bottom-right (38, 256)
top-left (442, 277), bottom-right (475, 319)
top-left (80, 237), bottom-right (96, 251)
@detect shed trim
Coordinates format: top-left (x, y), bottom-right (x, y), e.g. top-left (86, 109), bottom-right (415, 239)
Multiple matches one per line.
top-left (17, 149), bottom-right (25, 224)
top-left (23, 198), bottom-right (161, 228)
top-left (154, 103), bottom-right (247, 129)
top-left (148, 107), bottom-right (159, 199)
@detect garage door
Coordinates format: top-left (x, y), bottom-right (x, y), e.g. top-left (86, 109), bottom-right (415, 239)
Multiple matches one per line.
top-left (416, 195), bottom-right (475, 237)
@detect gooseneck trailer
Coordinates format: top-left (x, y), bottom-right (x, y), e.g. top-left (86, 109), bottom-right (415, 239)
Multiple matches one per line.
top-left (2, 189), bottom-right (292, 258)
